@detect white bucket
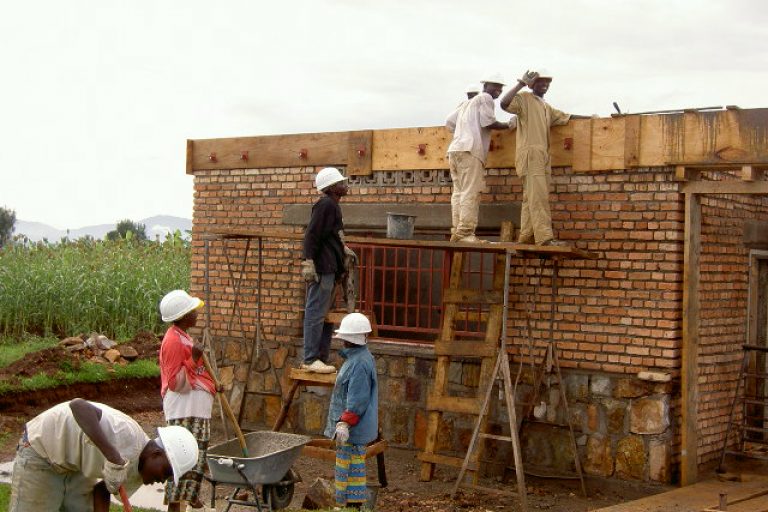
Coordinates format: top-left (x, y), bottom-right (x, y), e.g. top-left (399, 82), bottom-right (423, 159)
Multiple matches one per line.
top-left (386, 213), bottom-right (416, 239)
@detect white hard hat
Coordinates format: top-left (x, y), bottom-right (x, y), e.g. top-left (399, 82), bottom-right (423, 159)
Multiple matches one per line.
top-left (314, 167), bottom-right (348, 193)
top-left (465, 83), bottom-right (480, 94)
top-left (334, 312), bottom-right (372, 345)
top-left (533, 68), bottom-right (552, 81)
top-left (480, 73), bottom-right (506, 86)
top-left (157, 425), bottom-right (199, 484)
top-left (160, 290), bottom-right (204, 322)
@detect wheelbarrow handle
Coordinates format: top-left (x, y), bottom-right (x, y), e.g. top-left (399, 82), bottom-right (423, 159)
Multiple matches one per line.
top-left (201, 354), bottom-right (250, 457)
top-left (118, 485), bottom-right (133, 511)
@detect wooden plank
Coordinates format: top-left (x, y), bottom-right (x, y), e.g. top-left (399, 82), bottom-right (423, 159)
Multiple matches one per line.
top-left (187, 108), bottom-right (768, 172)
top-left (289, 368), bottom-right (337, 385)
top-left (592, 474), bottom-right (768, 512)
top-left (426, 395), bottom-right (481, 415)
top-left (590, 116), bottom-right (625, 170)
top-left (372, 126), bottom-right (452, 171)
top-left (189, 132), bottom-right (350, 171)
top-left (681, 192), bottom-right (701, 485)
top-left (721, 493), bottom-right (768, 512)
top-left (346, 130), bottom-right (373, 176)
top-left (681, 181), bottom-right (768, 194)
top-left (434, 341), bottom-right (498, 358)
top-left (623, 115), bottom-right (641, 168)
top-left (442, 289), bottom-right (503, 305)
top-left (571, 119), bottom-right (593, 172)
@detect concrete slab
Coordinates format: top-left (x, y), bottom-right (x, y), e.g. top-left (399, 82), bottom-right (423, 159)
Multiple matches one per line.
top-left (0, 461), bottom-right (13, 484)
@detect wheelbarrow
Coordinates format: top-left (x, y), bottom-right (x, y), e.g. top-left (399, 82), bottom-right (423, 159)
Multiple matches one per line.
top-left (207, 431), bottom-right (310, 512)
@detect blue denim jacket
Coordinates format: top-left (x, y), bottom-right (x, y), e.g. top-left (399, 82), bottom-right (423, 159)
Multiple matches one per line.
top-left (324, 345), bottom-right (378, 445)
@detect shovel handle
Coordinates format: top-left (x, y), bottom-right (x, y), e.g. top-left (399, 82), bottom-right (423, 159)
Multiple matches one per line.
top-left (201, 354), bottom-right (249, 457)
top-left (118, 485), bottom-right (133, 511)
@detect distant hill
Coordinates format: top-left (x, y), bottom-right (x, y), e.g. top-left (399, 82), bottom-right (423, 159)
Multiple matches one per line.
top-left (15, 215), bottom-right (192, 242)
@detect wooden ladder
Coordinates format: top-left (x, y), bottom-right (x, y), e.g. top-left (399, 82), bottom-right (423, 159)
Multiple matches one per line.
top-left (418, 224), bottom-right (512, 482)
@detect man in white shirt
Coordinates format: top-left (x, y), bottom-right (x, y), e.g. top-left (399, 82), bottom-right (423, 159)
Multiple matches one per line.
top-left (9, 398), bottom-right (198, 512)
top-left (446, 74), bottom-right (516, 242)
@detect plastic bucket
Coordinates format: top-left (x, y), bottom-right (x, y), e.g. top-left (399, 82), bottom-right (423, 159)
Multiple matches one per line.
top-left (386, 213), bottom-right (416, 239)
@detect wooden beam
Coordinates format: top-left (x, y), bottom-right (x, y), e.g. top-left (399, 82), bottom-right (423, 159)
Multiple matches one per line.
top-left (346, 130), bottom-right (373, 176)
top-left (681, 181), bottom-right (768, 194)
top-left (186, 108), bottom-right (768, 173)
top-left (742, 164), bottom-right (757, 181)
top-left (681, 192), bottom-right (701, 485)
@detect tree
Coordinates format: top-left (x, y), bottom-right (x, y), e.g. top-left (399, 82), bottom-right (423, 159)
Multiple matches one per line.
top-left (106, 219), bottom-right (147, 241)
top-left (0, 206), bottom-right (16, 247)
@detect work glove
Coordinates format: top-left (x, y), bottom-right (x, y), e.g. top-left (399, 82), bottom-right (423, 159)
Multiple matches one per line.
top-left (334, 421), bottom-right (350, 445)
top-left (103, 459), bottom-right (129, 495)
top-left (301, 259), bottom-right (319, 283)
top-left (343, 245), bottom-right (358, 267)
top-left (518, 70), bottom-right (539, 87)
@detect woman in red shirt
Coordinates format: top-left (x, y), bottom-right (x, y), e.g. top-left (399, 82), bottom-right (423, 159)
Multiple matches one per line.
top-left (159, 290), bottom-right (215, 512)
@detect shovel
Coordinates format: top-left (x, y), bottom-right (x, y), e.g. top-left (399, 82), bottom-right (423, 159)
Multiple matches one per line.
top-left (118, 485), bottom-right (133, 511)
top-left (201, 354), bottom-right (249, 457)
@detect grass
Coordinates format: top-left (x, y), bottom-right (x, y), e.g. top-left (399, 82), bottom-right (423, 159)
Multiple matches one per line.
top-left (0, 335), bottom-right (58, 368)
top-left (0, 237), bottom-right (190, 340)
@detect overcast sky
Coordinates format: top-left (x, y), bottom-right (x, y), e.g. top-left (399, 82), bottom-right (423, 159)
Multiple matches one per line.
top-left (1, 0), bottom-right (766, 229)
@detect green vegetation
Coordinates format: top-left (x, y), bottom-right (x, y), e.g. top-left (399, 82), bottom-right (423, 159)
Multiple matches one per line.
top-left (0, 237), bottom-right (189, 339)
top-left (0, 335), bottom-right (58, 368)
top-left (0, 207), bottom-right (14, 248)
top-left (106, 218), bottom-right (148, 242)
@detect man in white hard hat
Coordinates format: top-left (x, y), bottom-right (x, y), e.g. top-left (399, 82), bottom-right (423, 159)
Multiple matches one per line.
top-left (301, 167), bottom-right (357, 373)
top-left (324, 313), bottom-right (378, 508)
top-left (9, 398), bottom-right (198, 512)
top-left (465, 83), bottom-right (480, 100)
top-left (500, 69), bottom-right (591, 246)
top-left (445, 73), bottom-right (516, 243)
top-left (158, 289), bottom-right (216, 511)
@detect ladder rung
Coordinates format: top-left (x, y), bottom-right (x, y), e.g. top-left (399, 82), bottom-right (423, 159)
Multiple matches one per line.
top-left (479, 433), bottom-right (514, 442)
top-left (443, 289), bottom-right (503, 305)
top-left (744, 373), bottom-right (768, 379)
top-left (418, 452), bottom-right (475, 470)
top-left (743, 398), bottom-right (768, 405)
top-left (454, 310), bottom-right (490, 323)
top-left (427, 395), bottom-right (481, 415)
top-left (742, 425), bottom-right (768, 434)
top-left (743, 344), bottom-right (768, 353)
top-left (434, 341), bottom-right (498, 357)
top-left (726, 450), bottom-right (768, 461)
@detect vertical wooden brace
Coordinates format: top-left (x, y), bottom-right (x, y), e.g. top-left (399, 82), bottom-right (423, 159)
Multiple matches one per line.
top-left (681, 191), bottom-right (701, 485)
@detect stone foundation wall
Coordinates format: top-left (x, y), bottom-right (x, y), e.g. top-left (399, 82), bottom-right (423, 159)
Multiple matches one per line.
top-left (209, 334), bottom-right (674, 483)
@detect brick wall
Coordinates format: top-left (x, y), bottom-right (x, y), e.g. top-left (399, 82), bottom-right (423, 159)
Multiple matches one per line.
top-left (189, 163), bottom-right (768, 481)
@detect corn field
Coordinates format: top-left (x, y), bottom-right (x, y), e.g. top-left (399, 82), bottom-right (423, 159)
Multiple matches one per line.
top-left (0, 237), bottom-right (190, 339)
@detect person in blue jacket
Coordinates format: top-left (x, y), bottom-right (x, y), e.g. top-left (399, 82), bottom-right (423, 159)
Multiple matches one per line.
top-left (324, 312), bottom-right (378, 508)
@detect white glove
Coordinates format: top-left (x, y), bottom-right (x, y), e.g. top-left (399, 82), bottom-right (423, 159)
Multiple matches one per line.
top-left (519, 70), bottom-right (539, 87)
top-left (334, 421), bottom-right (350, 445)
top-left (343, 245), bottom-right (358, 266)
top-left (508, 117), bottom-right (518, 130)
top-left (103, 459), bottom-right (129, 494)
top-left (301, 259), bottom-right (319, 283)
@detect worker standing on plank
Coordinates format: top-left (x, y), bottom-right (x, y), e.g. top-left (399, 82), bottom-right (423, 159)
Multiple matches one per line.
top-left (445, 73), bottom-right (516, 243)
top-left (500, 69), bottom-right (592, 246)
top-left (9, 398), bottom-right (198, 512)
top-left (301, 167), bottom-right (357, 374)
top-left (325, 313), bottom-right (379, 509)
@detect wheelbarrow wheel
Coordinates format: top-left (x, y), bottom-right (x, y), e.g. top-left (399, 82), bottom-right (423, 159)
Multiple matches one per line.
top-left (262, 469), bottom-right (298, 510)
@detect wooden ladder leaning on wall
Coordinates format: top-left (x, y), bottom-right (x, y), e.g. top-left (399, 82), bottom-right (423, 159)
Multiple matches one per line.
top-left (418, 223), bottom-right (513, 482)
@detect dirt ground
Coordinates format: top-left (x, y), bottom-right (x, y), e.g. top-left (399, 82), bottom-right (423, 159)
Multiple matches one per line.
top-left (0, 377), bottom-right (668, 512)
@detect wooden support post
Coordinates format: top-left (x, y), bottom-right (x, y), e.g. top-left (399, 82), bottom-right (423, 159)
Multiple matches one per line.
top-left (681, 191), bottom-right (701, 485)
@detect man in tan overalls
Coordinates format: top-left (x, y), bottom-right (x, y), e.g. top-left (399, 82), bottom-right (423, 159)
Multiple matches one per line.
top-left (500, 69), bottom-right (590, 246)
